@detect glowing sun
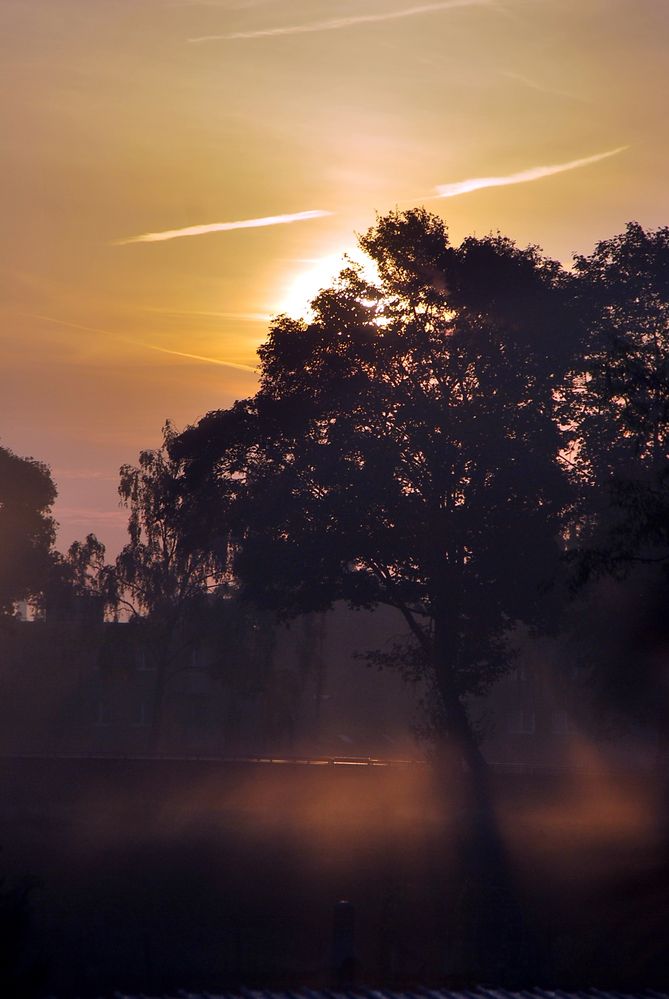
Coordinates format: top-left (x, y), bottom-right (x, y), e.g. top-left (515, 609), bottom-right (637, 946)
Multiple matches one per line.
top-left (277, 251), bottom-right (351, 319)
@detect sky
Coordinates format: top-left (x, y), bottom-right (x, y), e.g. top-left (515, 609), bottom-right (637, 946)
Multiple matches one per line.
top-left (2, 0), bottom-right (668, 554)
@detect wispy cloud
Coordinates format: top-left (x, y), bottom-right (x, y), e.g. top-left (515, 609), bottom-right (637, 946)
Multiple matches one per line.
top-left (23, 314), bottom-right (258, 373)
top-left (175, 0), bottom-right (277, 7)
top-left (115, 209), bottom-right (332, 245)
top-left (189, 0), bottom-right (489, 42)
top-left (501, 70), bottom-right (587, 103)
top-left (147, 344), bottom-right (257, 370)
top-left (435, 146), bottom-right (628, 199)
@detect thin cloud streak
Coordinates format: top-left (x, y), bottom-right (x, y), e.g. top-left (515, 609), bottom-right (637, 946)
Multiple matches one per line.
top-left (149, 344), bottom-right (257, 371)
top-left (22, 314), bottom-right (258, 373)
top-left (501, 70), bottom-right (587, 103)
top-left (435, 146), bottom-right (628, 199)
top-left (115, 210), bottom-right (332, 245)
top-left (175, 0), bottom-right (277, 6)
top-left (189, 0), bottom-right (490, 42)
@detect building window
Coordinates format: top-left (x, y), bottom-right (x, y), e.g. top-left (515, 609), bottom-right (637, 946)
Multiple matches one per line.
top-left (133, 701), bottom-right (150, 727)
top-left (137, 650), bottom-right (155, 671)
top-left (552, 710), bottom-right (577, 735)
top-left (190, 645), bottom-right (206, 671)
top-left (509, 709), bottom-right (535, 735)
top-left (183, 697), bottom-right (206, 727)
top-left (93, 700), bottom-right (111, 727)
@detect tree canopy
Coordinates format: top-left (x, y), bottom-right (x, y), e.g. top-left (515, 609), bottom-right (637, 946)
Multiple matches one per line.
top-left (173, 209), bottom-right (578, 771)
top-left (564, 223), bottom-right (669, 618)
top-left (116, 421), bottom-right (230, 618)
top-left (0, 444), bottom-right (56, 617)
top-left (560, 223), bottom-right (669, 743)
top-left (112, 423), bottom-right (246, 749)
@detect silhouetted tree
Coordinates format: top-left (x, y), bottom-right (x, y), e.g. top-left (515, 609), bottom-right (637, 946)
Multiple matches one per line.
top-left (564, 223), bottom-right (669, 755)
top-left (46, 533), bottom-right (119, 624)
top-left (178, 209), bottom-right (574, 773)
top-left (567, 222), bottom-right (669, 540)
top-left (63, 533), bottom-right (115, 600)
top-left (0, 444), bottom-right (56, 618)
top-left (114, 422), bottom-right (232, 750)
top-left (173, 210), bottom-right (577, 972)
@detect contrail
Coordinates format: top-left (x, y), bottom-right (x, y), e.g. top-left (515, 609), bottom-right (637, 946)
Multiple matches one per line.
top-left (22, 314), bottom-right (258, 373)
top-left (147, 344), bottom-right (257, 370)
top-left (501, 71), bottom-right (587, 104)
top-left (189, 0), bottom-right (490, 42)
top-left (176, 0), bottom-right (277, 6)
top-left (435, 146), bottom-right (628, 199)
top-left (115, 209), bottom-right (333, 245)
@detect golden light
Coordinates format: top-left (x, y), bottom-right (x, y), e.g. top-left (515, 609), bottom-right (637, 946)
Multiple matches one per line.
top-left (276, 251), bottom-right (353, 320)
top-left (275, 245), bottom-right (382, 320)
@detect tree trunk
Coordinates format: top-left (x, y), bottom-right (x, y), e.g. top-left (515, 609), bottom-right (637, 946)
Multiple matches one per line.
top-left (432, 619), bottom-right (526, 983)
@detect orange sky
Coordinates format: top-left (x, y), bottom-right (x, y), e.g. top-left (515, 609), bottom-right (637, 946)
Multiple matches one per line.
top-left (2, 0), bottom-right (668, 554)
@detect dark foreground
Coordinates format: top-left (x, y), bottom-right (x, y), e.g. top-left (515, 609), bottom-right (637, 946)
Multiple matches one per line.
top-left (0, 755), bottom-right (668, 997)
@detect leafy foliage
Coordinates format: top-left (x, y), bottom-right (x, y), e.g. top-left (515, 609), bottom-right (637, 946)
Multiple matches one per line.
top-left (175, 210), bottom-right (575, 724)
top-left (561, 224), bottom-right (669, 737)
top-left (114, 423), bottom-right (260, 749)
top-left (117, 421), bottom-right (230, 617)
top-left (0, 444), bottom-right (56, 617)
top-left (567, 222), bottom-right (669, 576)
top-left (570, 222), bottom-right (669, 484)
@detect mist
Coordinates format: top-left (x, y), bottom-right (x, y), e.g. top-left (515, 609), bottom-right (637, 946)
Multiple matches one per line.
top-left (2, 597), bottom-right (669, 994)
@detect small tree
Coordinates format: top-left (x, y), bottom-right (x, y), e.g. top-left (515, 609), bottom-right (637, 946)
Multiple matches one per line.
top-left (0, 444), bottom-right (56, 619)
top-left (47, 533), bottom-right (120, 623)
top-left (115, 423), bottom-right (231, 750)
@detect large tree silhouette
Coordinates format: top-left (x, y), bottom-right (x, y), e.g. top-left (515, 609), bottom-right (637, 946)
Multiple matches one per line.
top-left (175, 208), bottom-right (576, 784)
top-left (173, 209), bottom-right (579, 974)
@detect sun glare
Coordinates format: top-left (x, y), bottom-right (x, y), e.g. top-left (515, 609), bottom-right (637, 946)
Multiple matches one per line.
top-left (277, 251), bottom-right (351, 319)
top-left (275, 243), bottom-right (380, 320)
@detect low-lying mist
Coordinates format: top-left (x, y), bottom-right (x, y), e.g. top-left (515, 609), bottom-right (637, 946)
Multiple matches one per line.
top-left (2, 744), bottom-right (668, 995)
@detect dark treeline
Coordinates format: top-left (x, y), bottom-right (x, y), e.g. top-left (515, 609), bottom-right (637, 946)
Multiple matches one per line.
top-left (2, 209), bottom-right (669, 988)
